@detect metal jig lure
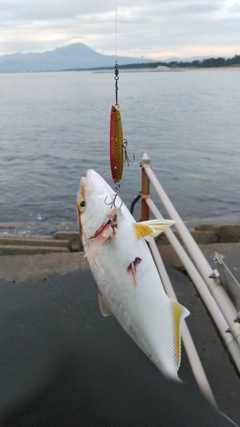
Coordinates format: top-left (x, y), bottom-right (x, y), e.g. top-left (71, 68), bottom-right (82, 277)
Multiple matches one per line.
top-left (107, 61), bottom-right (134, 209)
top-left (110, 103), bottom-right (124, 184)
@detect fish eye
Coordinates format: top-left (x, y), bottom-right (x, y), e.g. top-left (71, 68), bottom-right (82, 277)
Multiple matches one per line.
top-left (77, 197), bottom-right (86, 213)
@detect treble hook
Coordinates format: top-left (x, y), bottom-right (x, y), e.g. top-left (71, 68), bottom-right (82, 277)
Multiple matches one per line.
top-left (123, 139), bottom-right (135, 166)
top-left (104, 183), bottom-right (123, 209)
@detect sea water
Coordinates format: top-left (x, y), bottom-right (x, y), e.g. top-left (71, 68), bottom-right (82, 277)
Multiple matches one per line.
top-left (0, 69), bottom-right (239, 235)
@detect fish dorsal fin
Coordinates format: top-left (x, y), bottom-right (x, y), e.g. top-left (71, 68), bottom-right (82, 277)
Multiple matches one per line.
top-left (133, 219), bottom-right (175, 241)
top-left (98, 293), bottom-right (112, 317)
top-left (170, 300), bottom-right (190, 370)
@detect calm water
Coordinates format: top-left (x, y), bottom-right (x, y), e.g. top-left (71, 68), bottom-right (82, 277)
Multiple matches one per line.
top-left (0, 69), bottom-right (239, 235)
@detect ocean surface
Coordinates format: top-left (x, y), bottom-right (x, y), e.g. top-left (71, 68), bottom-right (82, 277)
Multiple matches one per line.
top-left (0, 69), bottom-right (239, 236)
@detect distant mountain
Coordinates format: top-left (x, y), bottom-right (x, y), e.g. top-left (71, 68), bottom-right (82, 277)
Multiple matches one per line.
top-left (0, 43), bottom-right (152, 73)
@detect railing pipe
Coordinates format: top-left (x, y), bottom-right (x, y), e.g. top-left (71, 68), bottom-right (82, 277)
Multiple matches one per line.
top-left (142, 153), bottom-right (240, 346)
top-left (148, 238), bottom-right (217, 407)
top-left (145, 196), bottom-right (240, 373)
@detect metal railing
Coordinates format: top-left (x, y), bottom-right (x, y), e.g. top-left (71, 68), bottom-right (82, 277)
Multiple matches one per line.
top-left (140, 152), bottom-right (240, 407)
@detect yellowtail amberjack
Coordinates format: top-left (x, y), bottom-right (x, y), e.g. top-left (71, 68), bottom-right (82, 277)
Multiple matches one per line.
top-left (77, 169), bottom-right (190, 381)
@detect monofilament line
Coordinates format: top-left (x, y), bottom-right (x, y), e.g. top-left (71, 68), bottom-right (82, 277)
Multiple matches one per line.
top-left (115, 0), bottom-right (118, 58)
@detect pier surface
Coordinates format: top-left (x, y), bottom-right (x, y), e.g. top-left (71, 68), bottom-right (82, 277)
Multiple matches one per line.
top-left (0, 239), bottom-right (240, 424)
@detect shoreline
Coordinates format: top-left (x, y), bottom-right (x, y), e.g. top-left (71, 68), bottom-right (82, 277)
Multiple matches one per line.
top-left (1, 66), bottom-right (239, 76)
top-left (94, 66), bottom-right (240, 73)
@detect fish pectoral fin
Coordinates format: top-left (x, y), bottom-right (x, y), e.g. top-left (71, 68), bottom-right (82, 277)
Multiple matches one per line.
top-left (170, 300), bottom-right (190, 370)
top-left (98, 293), bottom-right (112, 317)
top-left (133, 219), bottom-right (175, 241)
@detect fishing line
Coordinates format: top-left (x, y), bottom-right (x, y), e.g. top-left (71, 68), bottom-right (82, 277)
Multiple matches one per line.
top-left (107, 0), bottom-right (134, 208)
top-left (115, 0), bottom-right (118, 59)
top-left (114, 0), bottom-right (119, 107)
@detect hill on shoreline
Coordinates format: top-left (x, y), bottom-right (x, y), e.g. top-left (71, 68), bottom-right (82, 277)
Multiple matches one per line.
top-left (0, 43), bottom-right (239, 73)
top-left (0, 43), bottom-right (153, 73)
top-left (118, 55), bottom-right (240, 70)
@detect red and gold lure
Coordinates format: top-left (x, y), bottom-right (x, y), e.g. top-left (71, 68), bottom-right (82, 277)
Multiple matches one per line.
top-left (110, 104), bottom-right (124, 183)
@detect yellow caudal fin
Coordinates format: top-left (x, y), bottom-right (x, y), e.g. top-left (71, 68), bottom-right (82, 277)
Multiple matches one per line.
top-left (133, 219), bottom-right (175, 241)
top-left (170, 300), bottom-right (190, 370)
top-left (98, 293), bottom-right (112, 317)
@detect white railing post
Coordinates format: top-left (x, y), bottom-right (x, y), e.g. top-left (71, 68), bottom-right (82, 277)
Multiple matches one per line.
top-left (148, 238), bottom-right (217, 407)
top-left (141, 154), bottom-right (240, 348)
top-left (140, 153), bottom-right (240, 373)
top-left (145, 196), bottom-right (240, 374)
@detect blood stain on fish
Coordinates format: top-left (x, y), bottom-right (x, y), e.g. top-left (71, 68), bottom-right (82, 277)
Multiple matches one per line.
top-left (127, 257), bottom-right (142, 286)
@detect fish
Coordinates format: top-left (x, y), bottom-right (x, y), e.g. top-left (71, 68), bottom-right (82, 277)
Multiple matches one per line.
top-left (77, 169), bottom-right (190, 380)
top-left (110, 105), bottom-right (124, 183)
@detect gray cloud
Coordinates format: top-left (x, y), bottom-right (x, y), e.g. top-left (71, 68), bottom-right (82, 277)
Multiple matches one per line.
top-left (227, 3), bottom-right (240, 13)
top-left (0, 0), bottom-right (239, 59)
top-left (0, 0), bottom-right (114, 21)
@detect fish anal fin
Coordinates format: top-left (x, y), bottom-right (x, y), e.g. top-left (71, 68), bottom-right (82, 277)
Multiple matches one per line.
top-left (170, 300), bottom-right (190, 370)
top-left (98, 293), bottom-right (112, 317)
top-left (134, 219), bottom-right (175, 241)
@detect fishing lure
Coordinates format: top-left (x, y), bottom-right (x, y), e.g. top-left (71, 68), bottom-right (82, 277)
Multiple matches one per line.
top-left (108, 62), bottom-right (133, 208)
top-left (110, 104), bottom-right (124, 184)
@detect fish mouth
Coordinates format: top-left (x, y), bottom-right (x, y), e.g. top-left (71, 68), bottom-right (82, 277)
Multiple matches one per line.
top-left (83, 210), bottom-right (118, 257)
top-left (91, 210), bottom-right (118, 239)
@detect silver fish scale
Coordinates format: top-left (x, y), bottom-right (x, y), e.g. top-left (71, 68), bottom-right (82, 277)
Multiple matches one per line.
top-left (83, 235), bottom-right (167, 375)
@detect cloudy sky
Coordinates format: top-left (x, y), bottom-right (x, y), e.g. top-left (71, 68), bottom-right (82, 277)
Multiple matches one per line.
top-left (1, 0), bottom-right (240, 59)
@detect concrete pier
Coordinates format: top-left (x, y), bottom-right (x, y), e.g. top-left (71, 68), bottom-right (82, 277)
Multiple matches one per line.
top-left (1, 223), bottom-right (240, 255)
top-left (0, 227), bottom-right (240, 424)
